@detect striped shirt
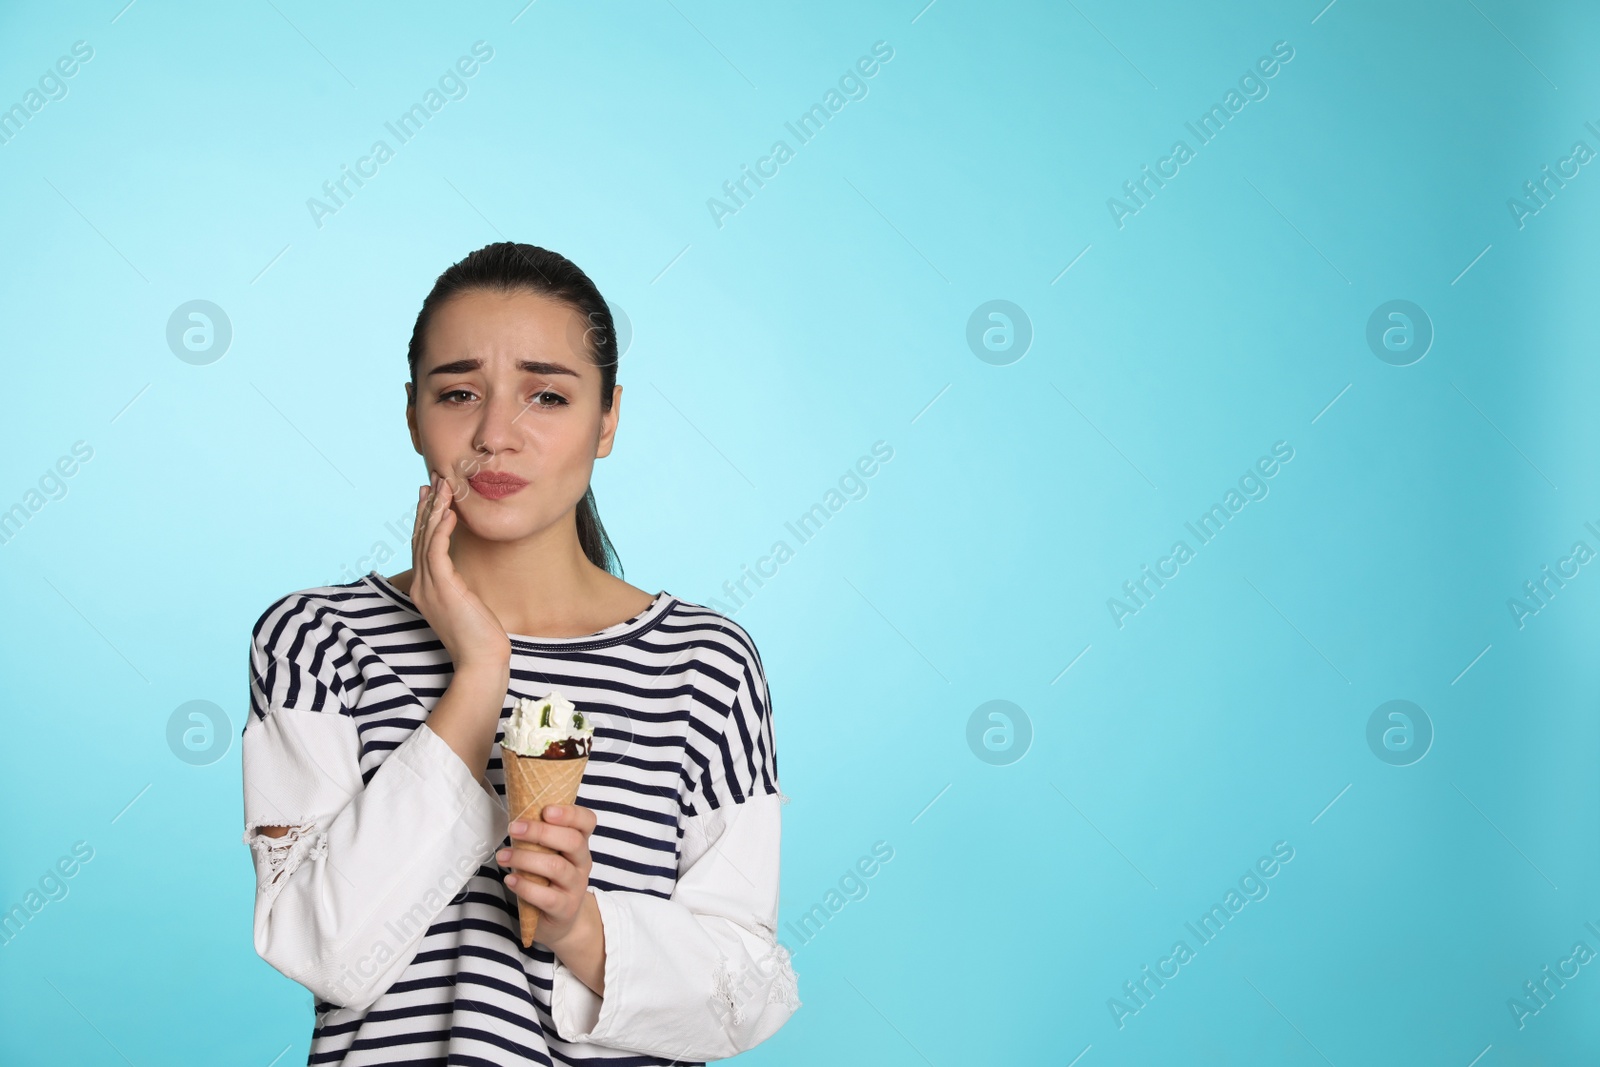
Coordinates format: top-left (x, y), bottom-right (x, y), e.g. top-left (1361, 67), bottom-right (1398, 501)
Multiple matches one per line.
top-left (241, 570), bottom-right (798, 1066)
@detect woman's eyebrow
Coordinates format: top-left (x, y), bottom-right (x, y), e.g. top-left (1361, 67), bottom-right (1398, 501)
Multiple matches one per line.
top-left (426, 357), bottom-right (581, 378)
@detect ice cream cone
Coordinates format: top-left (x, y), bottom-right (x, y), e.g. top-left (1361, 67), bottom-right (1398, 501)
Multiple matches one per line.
top-left (501, 748), bottom-right (589, 947)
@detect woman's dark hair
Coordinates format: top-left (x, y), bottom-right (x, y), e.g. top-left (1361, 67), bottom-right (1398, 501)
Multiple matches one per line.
top-left (406, 241), bottom-right (623, 576)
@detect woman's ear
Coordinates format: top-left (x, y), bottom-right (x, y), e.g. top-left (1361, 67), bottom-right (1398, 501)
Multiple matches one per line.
top-left (406, 384), bottom-right (423, 455)
top-left (595, 384), bottom-right (622, 459)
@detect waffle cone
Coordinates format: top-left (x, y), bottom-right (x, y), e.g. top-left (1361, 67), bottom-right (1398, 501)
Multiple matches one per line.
top-left (501, 748), bottom-right (590, 948)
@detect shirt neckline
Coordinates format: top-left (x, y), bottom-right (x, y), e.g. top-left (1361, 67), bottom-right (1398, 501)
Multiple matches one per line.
top-left (363, 570), bottom-right (677, 650)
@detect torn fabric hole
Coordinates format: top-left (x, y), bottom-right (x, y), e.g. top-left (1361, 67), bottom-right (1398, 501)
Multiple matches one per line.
top-left (244, 823), bottom-right (327, 906)
top-left (710, 953), bottom-right (745, 1027)
top-left (753, 926), bottom-right (800, 1013)
top-left (708, 926), bottom-right (801, 1029)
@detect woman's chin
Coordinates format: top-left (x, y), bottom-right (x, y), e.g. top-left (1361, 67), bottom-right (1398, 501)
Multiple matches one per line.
top-left (456, 508), bottom-right (547, 541)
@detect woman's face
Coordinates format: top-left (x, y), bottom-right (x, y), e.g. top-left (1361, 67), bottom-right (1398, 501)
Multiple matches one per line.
top-left (405, 287), bottom-right (620, 543)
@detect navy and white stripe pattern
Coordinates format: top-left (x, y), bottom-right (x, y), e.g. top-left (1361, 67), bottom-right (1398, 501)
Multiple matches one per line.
top-left (246, 570), bottom-right (780, 1066)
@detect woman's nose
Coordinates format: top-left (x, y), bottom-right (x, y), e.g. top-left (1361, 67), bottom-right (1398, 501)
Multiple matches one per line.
top-left (474, 389), bottom-right (527, 453)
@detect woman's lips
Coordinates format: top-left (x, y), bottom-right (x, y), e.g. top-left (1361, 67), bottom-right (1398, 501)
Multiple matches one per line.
top-left (466, 472), bottom-right (528, 500)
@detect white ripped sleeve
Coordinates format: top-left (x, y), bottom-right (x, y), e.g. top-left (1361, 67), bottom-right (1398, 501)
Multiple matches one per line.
top-left (546, 790), bottom-right (800, 1060)
top-left (241, 708), bottom-right (507, 1014)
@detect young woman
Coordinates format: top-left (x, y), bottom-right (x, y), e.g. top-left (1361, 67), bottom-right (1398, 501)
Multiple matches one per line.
top-left (241, 242), bottom-right (799, 1065)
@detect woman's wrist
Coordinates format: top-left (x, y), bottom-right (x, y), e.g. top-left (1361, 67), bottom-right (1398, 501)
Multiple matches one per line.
top-left (547, 890), bottom-right (607, 997)
top-left (451, 657), bottom-right (511, 688)
top-left (427, 659), bottom-right (511, 785)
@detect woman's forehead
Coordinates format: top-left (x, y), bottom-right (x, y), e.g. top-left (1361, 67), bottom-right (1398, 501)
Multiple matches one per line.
top-left (425, 290), bottom-right (592, 373)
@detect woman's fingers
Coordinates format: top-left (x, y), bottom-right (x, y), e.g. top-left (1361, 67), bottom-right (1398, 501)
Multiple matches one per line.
top-left (511, 823), bottom-right (586, 857)
top-left (509, 807), bottom-right (595, 852)
top-left (502, 847), bottom-right (572, 881)
top-left (425, 516), bottom-right (455, 584)
top-left (413, 476), bottom-right (438, 581)
top-left (503, 851), bottom-right (584, 896)
top-left (506, 874), bottom-right (567, 914)
top-left (411, 483), bottom-right (427, 561)
top-left (421, 474), bottom-right (454, 575)
top-left (427, 474), bottom-right (453, 543)
top-left (544, 805), bottom-right (598, 835)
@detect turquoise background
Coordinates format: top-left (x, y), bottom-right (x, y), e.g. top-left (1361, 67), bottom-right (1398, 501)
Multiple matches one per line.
top-left (2, 0), bottom-right (1597, 1063)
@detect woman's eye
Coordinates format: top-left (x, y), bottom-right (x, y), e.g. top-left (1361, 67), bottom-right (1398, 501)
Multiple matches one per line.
top-left (437, 388), bottom-right (566, 407)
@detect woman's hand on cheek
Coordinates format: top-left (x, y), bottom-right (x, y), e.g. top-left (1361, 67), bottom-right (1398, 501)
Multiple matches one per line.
top-left (410, 470), bottom-right (512, 673)
top-left (498, 804), bottom-right (597, 947)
